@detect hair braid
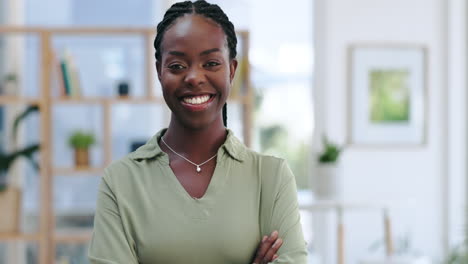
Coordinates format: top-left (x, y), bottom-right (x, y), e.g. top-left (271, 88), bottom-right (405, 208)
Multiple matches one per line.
top-left (154, 1), bottom-right (194, 61)
top-left (192, 2), bottom-right (237, 59)
top-left (154, 0), bottom-right (237, 127)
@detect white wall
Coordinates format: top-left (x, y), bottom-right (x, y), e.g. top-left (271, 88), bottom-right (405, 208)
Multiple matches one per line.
top-left (314, 0), bottom-right (466, 262)
top-left (447, 0), bottom-right (467, 251)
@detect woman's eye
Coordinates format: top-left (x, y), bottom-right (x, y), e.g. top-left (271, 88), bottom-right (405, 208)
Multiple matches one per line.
top-left (204, 61), bottom-right (221, 67)
top-left (168, 64), bottom-right (185, 70)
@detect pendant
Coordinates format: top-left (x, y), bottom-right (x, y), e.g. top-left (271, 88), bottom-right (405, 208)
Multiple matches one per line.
top-left (196, 166), bottom-right (201, 173)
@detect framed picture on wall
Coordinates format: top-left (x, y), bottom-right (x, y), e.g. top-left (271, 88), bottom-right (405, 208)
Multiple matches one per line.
top-left (347, 44), bottom-right (427, 146)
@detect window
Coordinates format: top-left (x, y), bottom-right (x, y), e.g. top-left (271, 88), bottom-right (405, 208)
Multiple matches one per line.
top-left (212, 0), bottom-right (314, 190)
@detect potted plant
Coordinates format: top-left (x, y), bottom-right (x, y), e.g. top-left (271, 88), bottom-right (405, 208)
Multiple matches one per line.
top-left (313, 135), bottom-right (343, 200)
top-left (1, 73), bottom-right (18, 95)
top-left (0, 105), bottom-right (40, 233)
top-left (68, 130), bottom-right (95, 167)
top-left (444, 215), bottom-right (468, 264)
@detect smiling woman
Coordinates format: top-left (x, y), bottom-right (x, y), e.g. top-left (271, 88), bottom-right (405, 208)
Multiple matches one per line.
top-left (157, 14), bottom-right (235, 129)
top-left (88, 1), bottom-right (307, 264)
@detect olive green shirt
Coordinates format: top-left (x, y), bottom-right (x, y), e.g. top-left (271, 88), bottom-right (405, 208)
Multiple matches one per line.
top-left (88, 129), bottom-right (307, 264)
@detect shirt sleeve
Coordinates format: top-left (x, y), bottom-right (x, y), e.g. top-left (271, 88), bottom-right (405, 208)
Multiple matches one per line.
top-left (88, 170), bottom-right (139, 264)
top-left (262, 159), bottom-right (308, 263)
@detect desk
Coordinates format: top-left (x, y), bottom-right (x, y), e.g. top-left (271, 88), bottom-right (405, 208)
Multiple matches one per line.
top-left (300, 201), bottom-right (394, 264)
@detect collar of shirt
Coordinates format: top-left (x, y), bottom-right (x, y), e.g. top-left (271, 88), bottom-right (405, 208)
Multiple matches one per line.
top-left (128, 128), bottom-right (247, 162)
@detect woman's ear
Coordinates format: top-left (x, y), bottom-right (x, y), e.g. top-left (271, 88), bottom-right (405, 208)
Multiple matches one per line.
top-left (156, 60), bottom-right (162, 81)
top-left (229, 59), bottom-right (238, 83)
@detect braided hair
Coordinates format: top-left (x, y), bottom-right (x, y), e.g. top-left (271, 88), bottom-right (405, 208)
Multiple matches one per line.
top-left (154, 0), bottom-right (237, 127)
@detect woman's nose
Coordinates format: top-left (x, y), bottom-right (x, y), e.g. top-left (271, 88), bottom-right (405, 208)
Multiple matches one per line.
top-left (184, 66), bottom-right (206, 87)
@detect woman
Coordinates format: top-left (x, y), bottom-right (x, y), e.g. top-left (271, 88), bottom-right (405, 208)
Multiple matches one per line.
top-left (88, 1), bottom-right (307, 263)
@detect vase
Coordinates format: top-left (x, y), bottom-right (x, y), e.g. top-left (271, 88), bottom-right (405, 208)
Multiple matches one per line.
top-left (74, 148), bottom-right (89, 167)
top-left (313, 163), bottom-right (342, 200)
top-left (3, 80), bottom-right (17, 96)
top-left (0, 186), bottom-right (21, 233)
top-left (117, 81), bottom-right (129, 97)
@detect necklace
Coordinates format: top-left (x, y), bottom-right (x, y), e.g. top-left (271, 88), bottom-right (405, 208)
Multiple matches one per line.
top-left (160, 136), bottom-right (217, 173)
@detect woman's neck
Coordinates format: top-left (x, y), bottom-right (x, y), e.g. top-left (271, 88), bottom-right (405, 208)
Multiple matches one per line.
top-left (162, 117), bottom-right (227, 161)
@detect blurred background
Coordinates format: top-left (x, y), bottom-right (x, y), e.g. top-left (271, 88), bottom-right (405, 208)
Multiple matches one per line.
top-left (0, 0), bottom-right (466, 263)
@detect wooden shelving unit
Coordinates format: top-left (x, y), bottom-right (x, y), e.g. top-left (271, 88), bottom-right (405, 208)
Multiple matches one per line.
top-left (0, 96), bottom-right (41, 105)
top-left (0, 233), bottom-right (41, 241)
top-left (52, 167), bottom-right (106, 176)
top-left (54, 229), bottom-right (93, 244)
top-left (54, 97), bottom-right (165, 104)
top-left (0, 26), bottom-right (252, 264)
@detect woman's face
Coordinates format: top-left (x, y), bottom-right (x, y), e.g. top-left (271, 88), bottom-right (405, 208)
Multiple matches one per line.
top-left (157, 14), bottom-right (237, 130)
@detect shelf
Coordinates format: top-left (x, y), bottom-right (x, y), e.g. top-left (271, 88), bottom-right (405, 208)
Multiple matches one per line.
top-left (0, 26), bottom-right (154, 35)
top-left (0, 26), bottom-right (251, 264)
top-left (53, 167), bottom-right (105, 176)
top-left (53, 95), bottom-right (249, 104)
top-left (0, 96), bottom-right (41, 105)
top-left (54, 96), bottom-right (165, 104)
top-left (0, 232), bottom-right (41, 241)
top-left (0, 95), bottom-right (248, 106)
top-left (55, 229), bottom-right (92, 243)
top-left (0, 231), bottom-right (94, 243)
top-left (299, 201), bottom-right (388, 211)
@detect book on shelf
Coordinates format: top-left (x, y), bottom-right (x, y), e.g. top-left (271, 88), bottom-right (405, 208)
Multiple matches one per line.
top-left (52, 52), bottom-right (66, 98)
top-left (58, 51), bottom-right (83, 98)
top-left (68, 60), bottom-right (83, 98)
top-left (59, 60), bottom-right (71, 97)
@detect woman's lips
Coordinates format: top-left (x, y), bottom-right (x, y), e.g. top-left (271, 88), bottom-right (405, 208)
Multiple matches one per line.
top-left (180, 94), bottom-right (216, 111)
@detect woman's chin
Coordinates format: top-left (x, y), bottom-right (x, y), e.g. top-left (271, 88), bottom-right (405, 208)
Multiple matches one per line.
top-left (176, 115), bottom-right (225, 131)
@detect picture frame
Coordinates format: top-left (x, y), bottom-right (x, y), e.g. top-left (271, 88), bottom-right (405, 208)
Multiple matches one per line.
top-left (347, 44), bottom-right (427, 147)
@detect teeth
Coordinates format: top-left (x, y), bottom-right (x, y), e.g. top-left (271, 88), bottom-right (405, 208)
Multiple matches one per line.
top-left (183, 95), bottom-right (211, 105)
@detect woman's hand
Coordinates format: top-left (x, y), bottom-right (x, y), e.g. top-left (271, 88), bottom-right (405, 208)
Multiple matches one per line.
top-left (252, 230), bottom-right (283, 264)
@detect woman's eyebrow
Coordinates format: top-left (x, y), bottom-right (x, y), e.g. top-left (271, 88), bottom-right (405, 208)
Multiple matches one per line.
top-left (200, 48), bottom-right (220, 56)
top-left (168, 51), bottom-right (185, 56)
top-left (167, 48), bottom-right (220, 57)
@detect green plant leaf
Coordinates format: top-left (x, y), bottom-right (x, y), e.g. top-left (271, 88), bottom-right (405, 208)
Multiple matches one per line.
top-left (68, 131), bottom-right (96, 149)
top-left (0, 143), bottom-right (40, 192)
top-left (0, 144), bottom-right (40, 172)
top-left (12, 105), bottom-right (39, 141)
top-left (4, 73), bottom-right (17, 82)
top-left (317, 135), bottom-right (343, 163)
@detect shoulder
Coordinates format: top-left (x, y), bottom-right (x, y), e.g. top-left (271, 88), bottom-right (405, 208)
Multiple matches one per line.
top-left (104, 154), bottom-right (140, 176)
top-left (103, 129), bottom-right (166, 185)
top-left (241, 148), bottom-right (294, 184)
top-left (243, 148), bottom-right (285, 167)
top-left (101, 155), bottom-right (144, 186)
top-left (225, 129), bottom-right (286, 168)
top-left (225, 130), bottom-right (291, 179)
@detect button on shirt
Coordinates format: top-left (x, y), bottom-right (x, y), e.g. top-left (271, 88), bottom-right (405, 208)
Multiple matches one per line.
top-left (88, 129), bottom-right (307, 264)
